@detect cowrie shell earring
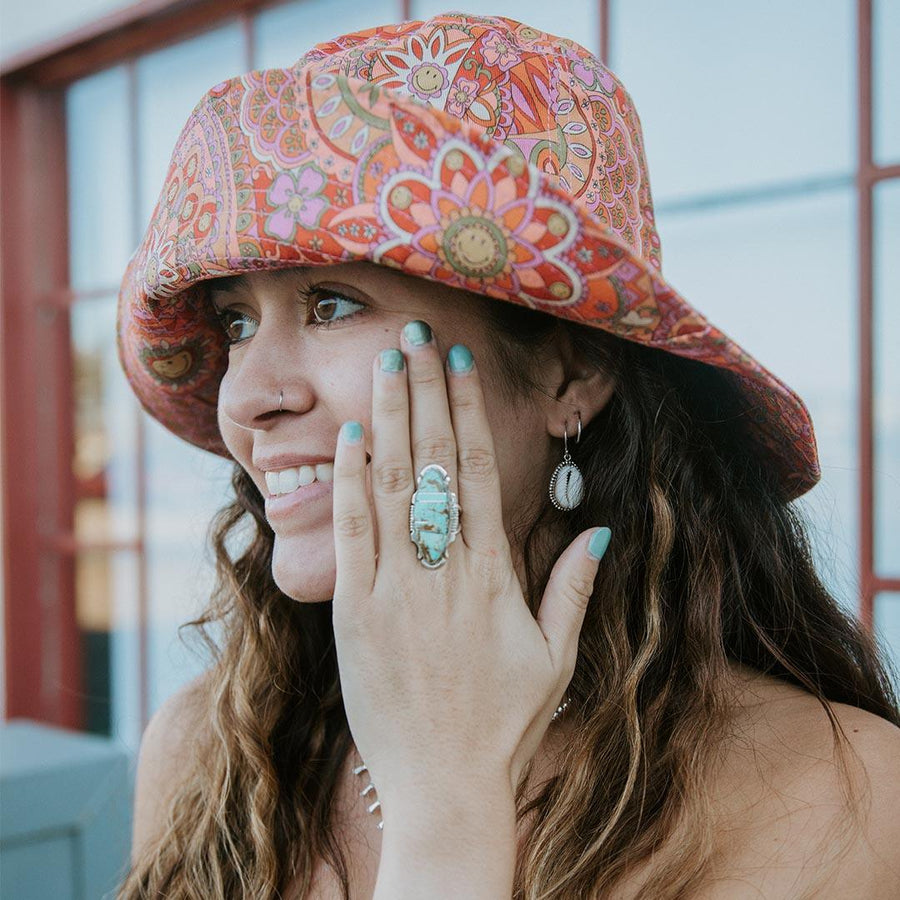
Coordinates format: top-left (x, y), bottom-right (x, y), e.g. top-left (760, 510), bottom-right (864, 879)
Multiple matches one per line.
top-left (549, 413), bottom-right (584, 511)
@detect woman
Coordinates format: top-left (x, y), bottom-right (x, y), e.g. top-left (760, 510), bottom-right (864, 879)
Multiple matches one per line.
top-left (117, 12), bottom-right (900, 899)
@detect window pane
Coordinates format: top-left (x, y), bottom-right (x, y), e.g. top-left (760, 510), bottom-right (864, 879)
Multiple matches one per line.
top-left (71, 297), bottom-right (139, 544)
top-left (657, 189), bottom-right (858, 613)
top-left (108, 550), bottom-right (142, 751)
top-left (136, 23), bottom-right (245, 225)
top-left (874, 0), bottom-right (900, 165)
top-left (874, 179), bottom-right (900, 576)
top-left (66, 66), bottom-right (132, 293)
top-left (410, 0), bottom-right (599, 56)
top-left (74, 548), bottom-right (142, 749)
top-left (874, 592), bottom-right (900, 694)
top-left (71, 297), bottom-right (143, 744)
top-left (255, 0), bottom-right (401, 69)
top-left (144, 417), bottom-right (232, 714)
top-left (610, 0), bottom-right (854, 204)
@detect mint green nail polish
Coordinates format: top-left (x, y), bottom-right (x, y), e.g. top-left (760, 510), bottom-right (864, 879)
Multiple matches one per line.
top-left (342, 421), bottom-right (363, 444)
top-left (380, 348), bottom-right (405, 372)
top-left (448, 344), bottom-right (473, 373)
top-left (587, 527), bottom-right (612, 561)
top-left (403, 320), bottom-right (432, 345)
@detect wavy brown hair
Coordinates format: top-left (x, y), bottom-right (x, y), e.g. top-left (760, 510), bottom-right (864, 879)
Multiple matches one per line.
top-left (118, 294), bottom-right (899, 899)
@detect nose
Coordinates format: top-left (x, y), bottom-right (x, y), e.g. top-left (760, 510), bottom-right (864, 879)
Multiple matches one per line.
top-left (218, 317), bottom-right (314, 431)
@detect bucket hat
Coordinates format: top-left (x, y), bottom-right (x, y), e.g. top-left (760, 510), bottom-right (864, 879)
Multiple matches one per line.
top-left (117, 11), bottom-right (820, 500)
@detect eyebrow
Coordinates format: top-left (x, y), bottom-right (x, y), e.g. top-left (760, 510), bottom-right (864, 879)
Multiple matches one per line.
top-left (207, 268), bottom-right (312, 304)
top-left (208, 274), bottom-right (248, 297)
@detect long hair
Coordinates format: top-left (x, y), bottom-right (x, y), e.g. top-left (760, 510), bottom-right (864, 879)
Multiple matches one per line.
top-left (118, 295), bottom-right (899, 899)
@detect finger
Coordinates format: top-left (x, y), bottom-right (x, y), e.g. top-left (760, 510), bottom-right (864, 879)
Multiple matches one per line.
top-left (537, 527), bottom-right (611, 670)
top-left (401, 318), bottom-right (458, 495)
top-left (444, 344), bottom-right (506, 552)
top-left (370, 348), bottom-right (416, 558)
top-left (332, 421), bottom-right (376, 603)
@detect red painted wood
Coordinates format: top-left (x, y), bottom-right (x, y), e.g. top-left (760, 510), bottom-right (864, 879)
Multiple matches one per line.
top-left (599, 0), bottom-right (609, 66)
top-left (0, 81), bottom-right (82, 726)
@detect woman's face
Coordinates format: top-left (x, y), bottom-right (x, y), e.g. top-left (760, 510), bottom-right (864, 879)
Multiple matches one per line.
top-left (213, 262), bottom-right (558, 603)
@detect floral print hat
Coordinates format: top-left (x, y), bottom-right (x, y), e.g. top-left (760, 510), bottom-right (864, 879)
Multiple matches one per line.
top-left (117, 11), bottom-right (820, 500)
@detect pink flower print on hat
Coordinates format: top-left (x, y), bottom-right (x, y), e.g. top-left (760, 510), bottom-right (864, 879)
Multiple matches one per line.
top-left (264, 163), bottom-right (328, 240)
top-left (481, 30), bottom-right (521, 71)
top-left (446, 77), bottom-right (480, 117)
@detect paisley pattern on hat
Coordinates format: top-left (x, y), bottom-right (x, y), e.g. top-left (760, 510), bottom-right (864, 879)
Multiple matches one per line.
top-left (117, 12), bottom-right (820, 498)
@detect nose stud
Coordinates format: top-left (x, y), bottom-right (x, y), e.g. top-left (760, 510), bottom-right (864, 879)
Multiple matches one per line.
top-left (278, 389), bottom-right (284, 412)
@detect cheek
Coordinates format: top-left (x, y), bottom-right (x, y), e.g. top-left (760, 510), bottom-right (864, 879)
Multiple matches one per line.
top-left (217, 381), bottom-right (250, 461)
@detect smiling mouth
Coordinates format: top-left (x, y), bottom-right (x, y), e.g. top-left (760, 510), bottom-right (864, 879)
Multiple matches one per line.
top-left (265, 463), bottom-right (334, 496)
top-left (263, 453), bottom-right (372, 498)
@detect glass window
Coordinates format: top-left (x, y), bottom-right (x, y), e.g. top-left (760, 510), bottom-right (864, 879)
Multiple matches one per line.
top-left (71, 297), bottom-right (139, 545)
top-left (874, 0), bottom-right (900, 165)
top-left (410, 0), bottom-right (600, 56)
top-left (70, 296), bottom-right (143, 745)
top-left (136, 23), bottom-right (245, 225)
top-left (874, 179), bottom-right (900, 577)
top-left (144, 418), bottom-right (232, 715)
top-left (656, 189), bottom-right (858, 612)
top-left (255, 0), bottom-right (401, 69)
top-left (874, 592), bottom-right (900, 693)
top-left (610, 0), bottom-right (855, 204)
top-left (66, 66), bottom-right (133, 293)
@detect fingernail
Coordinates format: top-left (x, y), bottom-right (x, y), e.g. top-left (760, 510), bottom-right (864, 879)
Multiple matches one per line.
top-left (380, 348), bottom-right (405, 372)
top-left (448, 344), bottom-right (473, 373)
top-left (403, 320), bottom-right (432, 346)
top-left (341, 421), bottom-right (363, 444)
top-left (587, 527), bottom-right (612, 561)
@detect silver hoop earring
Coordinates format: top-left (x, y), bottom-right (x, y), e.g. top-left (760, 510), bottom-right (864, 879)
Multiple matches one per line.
top-left (278, 389), bottom-right (284, 413)
top-left (549, 412), bottom-right (584, 511)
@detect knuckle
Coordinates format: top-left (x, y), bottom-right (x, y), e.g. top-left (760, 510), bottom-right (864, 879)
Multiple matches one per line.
top-left (470, 547), bottom-right (510, 593)
top-left (451, 389), bottom-right (481, 413)
top-left (565, 573), bottom-right (596, 609)
top-left (409, 367), bottom-right (445, 389)
top-left (333, 511), bottom-right (371, 540)
top-left (373, 463), bottom-right (413, 495)
top-left (377, 382), bottom-right (408, 411)
top-left (414, 435), bottom-right (456, 463)
top-left (457, 447), bottom-right (496, 481)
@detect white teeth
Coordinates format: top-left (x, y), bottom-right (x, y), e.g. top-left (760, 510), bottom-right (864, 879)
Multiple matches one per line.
top-left (264, 462), bottom-right (334, 496)
top-left (278, 468), bottom-right (301, 494)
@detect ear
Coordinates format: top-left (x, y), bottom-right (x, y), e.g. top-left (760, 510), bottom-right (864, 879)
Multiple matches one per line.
top-left (544, 328), bottom-right (616, 440)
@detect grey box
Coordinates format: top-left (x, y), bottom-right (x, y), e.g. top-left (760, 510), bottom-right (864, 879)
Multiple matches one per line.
top-left (1, 720), bottom-right (133, 900)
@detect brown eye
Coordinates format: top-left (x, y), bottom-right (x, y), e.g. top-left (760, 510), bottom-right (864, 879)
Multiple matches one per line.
top-left (216, 309), bottom-right (258, 344)
top-left (311, 291), bottom-right (365, 326)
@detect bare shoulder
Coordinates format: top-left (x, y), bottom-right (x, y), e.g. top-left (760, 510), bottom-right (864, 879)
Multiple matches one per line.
top-left (699, 667), bottom-right (900, 898)
top-left (131, 669), bottom-right (213, 864)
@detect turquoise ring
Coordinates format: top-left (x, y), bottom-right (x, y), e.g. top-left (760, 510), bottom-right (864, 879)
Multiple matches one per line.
top-left (408, 463), bottom-right (462, 569)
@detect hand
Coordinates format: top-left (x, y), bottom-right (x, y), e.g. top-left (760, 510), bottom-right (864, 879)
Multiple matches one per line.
top-left (330, 319), bottom-right (611, 807)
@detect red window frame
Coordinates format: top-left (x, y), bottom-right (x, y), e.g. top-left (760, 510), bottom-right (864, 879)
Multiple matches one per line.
top-left (1, 0), bottom-right (894, 731)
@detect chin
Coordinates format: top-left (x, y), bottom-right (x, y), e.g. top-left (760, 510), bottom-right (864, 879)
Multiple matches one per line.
top-left (271, 534), bottom-right (337, 603)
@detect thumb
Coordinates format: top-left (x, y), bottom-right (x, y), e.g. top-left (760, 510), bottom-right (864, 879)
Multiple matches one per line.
top-left (536, 527), bottom-right (612, 668)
